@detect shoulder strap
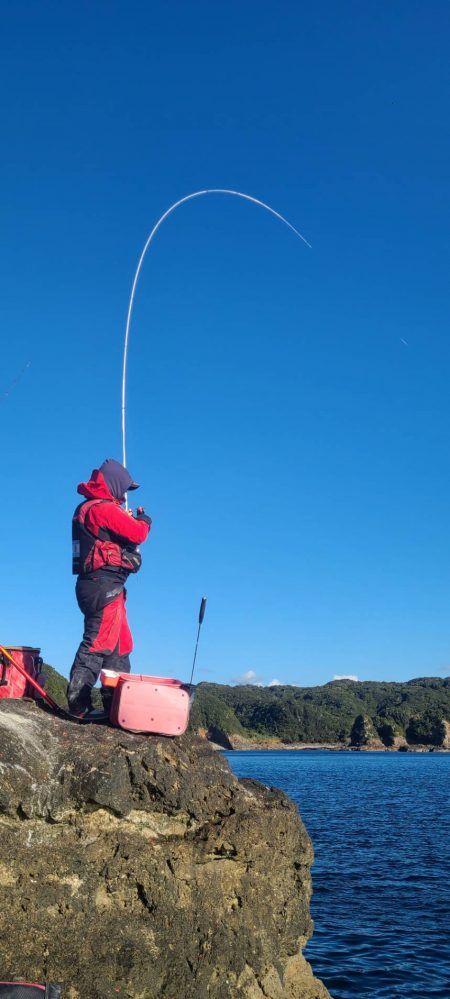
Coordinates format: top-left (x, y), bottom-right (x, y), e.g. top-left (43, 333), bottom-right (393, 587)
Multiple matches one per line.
top-left (76, 498), bottom-right (111, 526)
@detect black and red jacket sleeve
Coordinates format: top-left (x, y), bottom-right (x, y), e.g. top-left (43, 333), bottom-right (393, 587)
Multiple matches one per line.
top-left (86, 503), bottom-right (151, 544)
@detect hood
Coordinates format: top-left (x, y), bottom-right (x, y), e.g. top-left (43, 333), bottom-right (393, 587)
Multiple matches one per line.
top-left (77, 459), bottom-right (139, 504)
top-left (77, 469), bottom-right (115, 502)
top-left (99, 458), bottom-right (138, 501)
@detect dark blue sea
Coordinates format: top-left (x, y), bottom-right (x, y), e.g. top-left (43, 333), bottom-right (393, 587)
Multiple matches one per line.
top-left (225, 750), bottom-right (450, 999)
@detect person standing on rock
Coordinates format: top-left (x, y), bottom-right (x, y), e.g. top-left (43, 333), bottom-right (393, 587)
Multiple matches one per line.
top-left (67, 458), bottom-right (152, 716)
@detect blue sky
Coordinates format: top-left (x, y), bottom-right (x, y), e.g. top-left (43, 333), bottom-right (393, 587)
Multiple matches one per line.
top-left (1, 1), bottom-right (450, 687)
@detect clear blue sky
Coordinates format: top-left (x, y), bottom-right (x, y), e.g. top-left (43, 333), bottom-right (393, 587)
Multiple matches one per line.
top-left (1, 1), bottom-right (450, 688)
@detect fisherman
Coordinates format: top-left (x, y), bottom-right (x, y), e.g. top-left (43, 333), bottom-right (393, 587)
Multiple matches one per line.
top-left (67, 458), bottom-right (152, 716)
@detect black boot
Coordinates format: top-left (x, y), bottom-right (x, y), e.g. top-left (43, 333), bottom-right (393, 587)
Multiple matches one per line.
top-left (100, 686), bottom-right (114, 718)
top-left (67, 674), bottom-right (94, 717)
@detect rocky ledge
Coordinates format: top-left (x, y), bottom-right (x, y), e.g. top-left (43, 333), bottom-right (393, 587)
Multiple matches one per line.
top-left (0, 700), bottom-right (332, 999)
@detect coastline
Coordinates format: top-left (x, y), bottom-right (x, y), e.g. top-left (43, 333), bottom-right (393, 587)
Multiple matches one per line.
top-left (212, 734), bottom-right (449, 753)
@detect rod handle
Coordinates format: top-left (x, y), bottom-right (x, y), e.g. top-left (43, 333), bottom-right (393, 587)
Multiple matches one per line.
top-left (199, 597), bottom-right (207, 624)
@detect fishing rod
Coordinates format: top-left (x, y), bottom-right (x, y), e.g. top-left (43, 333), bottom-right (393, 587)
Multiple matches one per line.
top-left (189, 596), bottom-right (207, 688)
top-left (120, 188), bottom-right (311, 484)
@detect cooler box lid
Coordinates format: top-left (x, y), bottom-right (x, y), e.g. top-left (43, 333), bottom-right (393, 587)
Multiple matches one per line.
top-left (100, 671), bottom-right (186, 689)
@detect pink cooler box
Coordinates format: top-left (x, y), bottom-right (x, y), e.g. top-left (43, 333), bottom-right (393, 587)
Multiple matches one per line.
top-left (100, 671), bottom-right (192, 736)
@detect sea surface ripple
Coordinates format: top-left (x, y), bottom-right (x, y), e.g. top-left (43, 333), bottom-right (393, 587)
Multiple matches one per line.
top-left (226, 750), bottom-right (450, 999)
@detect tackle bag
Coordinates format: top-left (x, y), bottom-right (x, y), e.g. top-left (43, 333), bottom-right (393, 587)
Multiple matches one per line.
top-left (0, 647), bottom-right (44, 700)
top-left (0, 985), bottom-right (61, 997)
top-left (100, 670), bottom-right (193, 735)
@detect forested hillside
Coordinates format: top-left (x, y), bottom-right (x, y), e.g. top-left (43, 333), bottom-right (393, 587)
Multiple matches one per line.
top-left (189, 677), bottom-right (450, 746)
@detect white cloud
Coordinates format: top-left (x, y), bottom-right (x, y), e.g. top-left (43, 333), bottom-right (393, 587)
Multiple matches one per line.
top-left (268, 678), bottom-right (282, 687)
top-left (232, 669), bottom-right (261, 685)
top-left (332, 674), bottom-right (360, 682)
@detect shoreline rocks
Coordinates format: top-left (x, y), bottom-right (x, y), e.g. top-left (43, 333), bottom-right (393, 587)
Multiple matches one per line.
top-left (0, 700), bottom-right (332, 999)
top-left (205, 725), bottom-right (449, 753)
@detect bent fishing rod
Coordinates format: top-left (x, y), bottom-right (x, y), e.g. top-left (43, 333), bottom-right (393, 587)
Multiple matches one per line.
top-left (120, 187), bottom-right (311, 486)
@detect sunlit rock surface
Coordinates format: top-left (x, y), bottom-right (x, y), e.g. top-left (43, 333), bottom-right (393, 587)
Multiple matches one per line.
top-left (0, 700), bottom-right (332, 999)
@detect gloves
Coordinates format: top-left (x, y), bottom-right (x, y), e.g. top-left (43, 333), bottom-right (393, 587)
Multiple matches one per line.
top-left (136, 507), bottom-right (152, 527)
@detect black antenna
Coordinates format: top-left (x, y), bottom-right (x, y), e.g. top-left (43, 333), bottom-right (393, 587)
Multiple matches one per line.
top-left (189, 597), bottom-right (207, 688)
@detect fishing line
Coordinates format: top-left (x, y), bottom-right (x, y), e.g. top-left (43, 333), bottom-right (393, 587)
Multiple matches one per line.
top-left (121, 189), bottom-right (311, 478)
top-left (1, 360), bottom-right (32, 402)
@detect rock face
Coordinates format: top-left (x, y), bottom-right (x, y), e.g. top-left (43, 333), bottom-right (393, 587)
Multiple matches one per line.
top-left (349, 714), bottom-right (384, 749)
top-left (440, 719), bottom-right (450, 749)
top-left (0, 700), bottom-right (332, 999)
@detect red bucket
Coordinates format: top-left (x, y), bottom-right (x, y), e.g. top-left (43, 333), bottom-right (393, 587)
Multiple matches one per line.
top-left (0, 646), bottom-right (42, 700)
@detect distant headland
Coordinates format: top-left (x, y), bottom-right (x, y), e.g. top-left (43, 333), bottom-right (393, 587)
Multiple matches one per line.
top-left (189, 676), bottom-right (450, 751)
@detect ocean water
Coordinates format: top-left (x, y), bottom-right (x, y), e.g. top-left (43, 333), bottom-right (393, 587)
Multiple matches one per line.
top-left (225, 750), bottom-right (450, 999)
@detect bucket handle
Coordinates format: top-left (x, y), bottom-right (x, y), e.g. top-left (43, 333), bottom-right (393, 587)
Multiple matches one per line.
top-left (0, 651), bottom-right (8, 687)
